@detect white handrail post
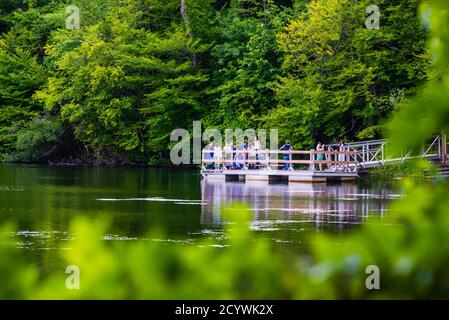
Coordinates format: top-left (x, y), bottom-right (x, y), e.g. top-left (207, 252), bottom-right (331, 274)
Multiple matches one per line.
top-left (201, 150), bottom-right (205, 170)
top-left (353, 152), bottom-right (358, 173)
top-left (442, 133), bottom-right (447, 163)
top-left (289, 150), bottom-right (294, 171)
top-left (266, 149), bottom-right (272, 171)
top-left (309, 149), bottom-right (316, 172)
top-left (361, 145), bottom-right (364, 165)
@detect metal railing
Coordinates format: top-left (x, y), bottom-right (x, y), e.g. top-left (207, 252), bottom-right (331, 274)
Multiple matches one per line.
top-left (328, 136), bottom-right (442, 169)
top-left (202, 136), bottom-right (444, 173)
top-left (201, 149), bottom-right (358, 173)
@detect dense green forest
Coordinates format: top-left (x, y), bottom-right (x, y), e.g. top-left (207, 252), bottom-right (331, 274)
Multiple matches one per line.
top-left (0, 0), bottom-right (430, 165)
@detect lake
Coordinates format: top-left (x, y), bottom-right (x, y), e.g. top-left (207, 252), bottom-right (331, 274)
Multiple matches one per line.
top-left (0, 163), bottom-right (403, 273)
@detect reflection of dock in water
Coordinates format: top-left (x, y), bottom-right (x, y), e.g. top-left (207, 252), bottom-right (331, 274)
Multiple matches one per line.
top-left (202, 169), bottom-right (358, 183)
top-left (200, 180), bottom-right (390, 227)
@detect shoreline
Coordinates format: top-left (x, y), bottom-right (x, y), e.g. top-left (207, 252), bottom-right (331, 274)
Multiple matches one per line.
top-left (1, 159), bottom-right (199, 169)
top-left (0, 159), bottom-right (437, 179)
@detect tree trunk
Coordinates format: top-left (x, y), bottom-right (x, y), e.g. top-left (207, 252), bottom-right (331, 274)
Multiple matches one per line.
top-left (180, 0), bottom-right (197, 65)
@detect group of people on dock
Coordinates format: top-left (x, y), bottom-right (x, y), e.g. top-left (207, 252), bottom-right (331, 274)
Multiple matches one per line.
top-left (315, 140), bottom-right (347, 172)
top-left (203, 137), bottom-right (347, 172)
top-left (203, 136), bottom-right (262, 170)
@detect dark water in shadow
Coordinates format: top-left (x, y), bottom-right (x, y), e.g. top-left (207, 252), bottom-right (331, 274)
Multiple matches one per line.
top-left (0, 164), bottom-right (403, 271)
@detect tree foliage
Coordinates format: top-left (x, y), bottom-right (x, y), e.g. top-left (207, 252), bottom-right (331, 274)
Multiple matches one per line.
top-left (36, 3), bottom-right (208, 162)
top-left (0, 0), bottom-right (432, 162)
top-left (271, 0), bottom-right (429, 148)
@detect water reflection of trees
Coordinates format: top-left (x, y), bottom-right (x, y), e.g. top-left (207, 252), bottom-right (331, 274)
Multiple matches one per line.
top-left (201, 180), bottom-right (391, 229)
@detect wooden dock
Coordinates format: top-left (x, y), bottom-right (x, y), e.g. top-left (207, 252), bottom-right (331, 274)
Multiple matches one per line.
top-left (201, 149), bottom-right (359, 183)
top-left (200, 136), bottom-right (446, 183)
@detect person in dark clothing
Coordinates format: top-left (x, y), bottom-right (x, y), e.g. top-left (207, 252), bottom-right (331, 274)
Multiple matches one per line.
top-left (279, 140), bottom-right (293, 171)
top-left (234, 143), bottom-right (246, 170)
top-left (232, 143), bottom-right (237, 169)
top-left (204, 141), bottom-right (214, 169)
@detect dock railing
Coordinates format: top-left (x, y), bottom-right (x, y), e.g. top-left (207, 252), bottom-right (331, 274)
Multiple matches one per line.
top-left (201, 149), bottom-right (358, 173)
top-left (201, 136), bottom-right (445, 174)
top-left (328, 136), bottom-right (442, 169)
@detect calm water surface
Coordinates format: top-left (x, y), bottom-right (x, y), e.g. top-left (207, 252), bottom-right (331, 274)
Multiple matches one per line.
top-left (0, 164), bottom-right (403, 271)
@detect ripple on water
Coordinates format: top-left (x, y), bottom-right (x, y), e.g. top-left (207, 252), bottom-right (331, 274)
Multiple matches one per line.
top-left (103, 234), bottom-right (140, 241)
top-left (152, 238), bottom-right (194, 244)
top-left (254, 208), bottom-right (356, 214)
top-left (347, 193), bottom-right (403, 199)
top-left (10, 230), bottom-right (202, 250)
top-left (0, 186), bottom-right (25, 192)
top-left (96, 197), bottom-right (204, 203)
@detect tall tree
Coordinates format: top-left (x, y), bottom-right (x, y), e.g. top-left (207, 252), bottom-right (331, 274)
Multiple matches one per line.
top-left (0, 4), bottom-right (60, 156)
top-left (271, 0), bottom-right (429, 148)
top-left (206, 0), bottom-right (290, 129)
top-left (35, 1), bottom-right (209, 163)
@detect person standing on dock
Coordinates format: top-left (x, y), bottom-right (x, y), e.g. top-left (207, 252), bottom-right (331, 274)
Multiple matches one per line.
top-left (338, 140), bottom-right (346, 171)
top-left (213, 144), bottom-right (222, 170)
top-left (253, 136), bottom-right (261, 162)
top-left (243, 140), bottom-right (249, 161)
top-left (248, 144), bottom-right (256, 169)
top-left (234, 143), bottom-right (246, 170)
top-left (203, 141), bottom-right (215, 170)
top-left (223, 142), bottom-right (233, 169)
top-left (323, 144), bottom-right (331, 170)
top-left (316, 142), bottom-right (324, 172)
top-left (280, 140), bottom-right (293, 171)
top-left (232, 142), bottom-right (237, 168)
